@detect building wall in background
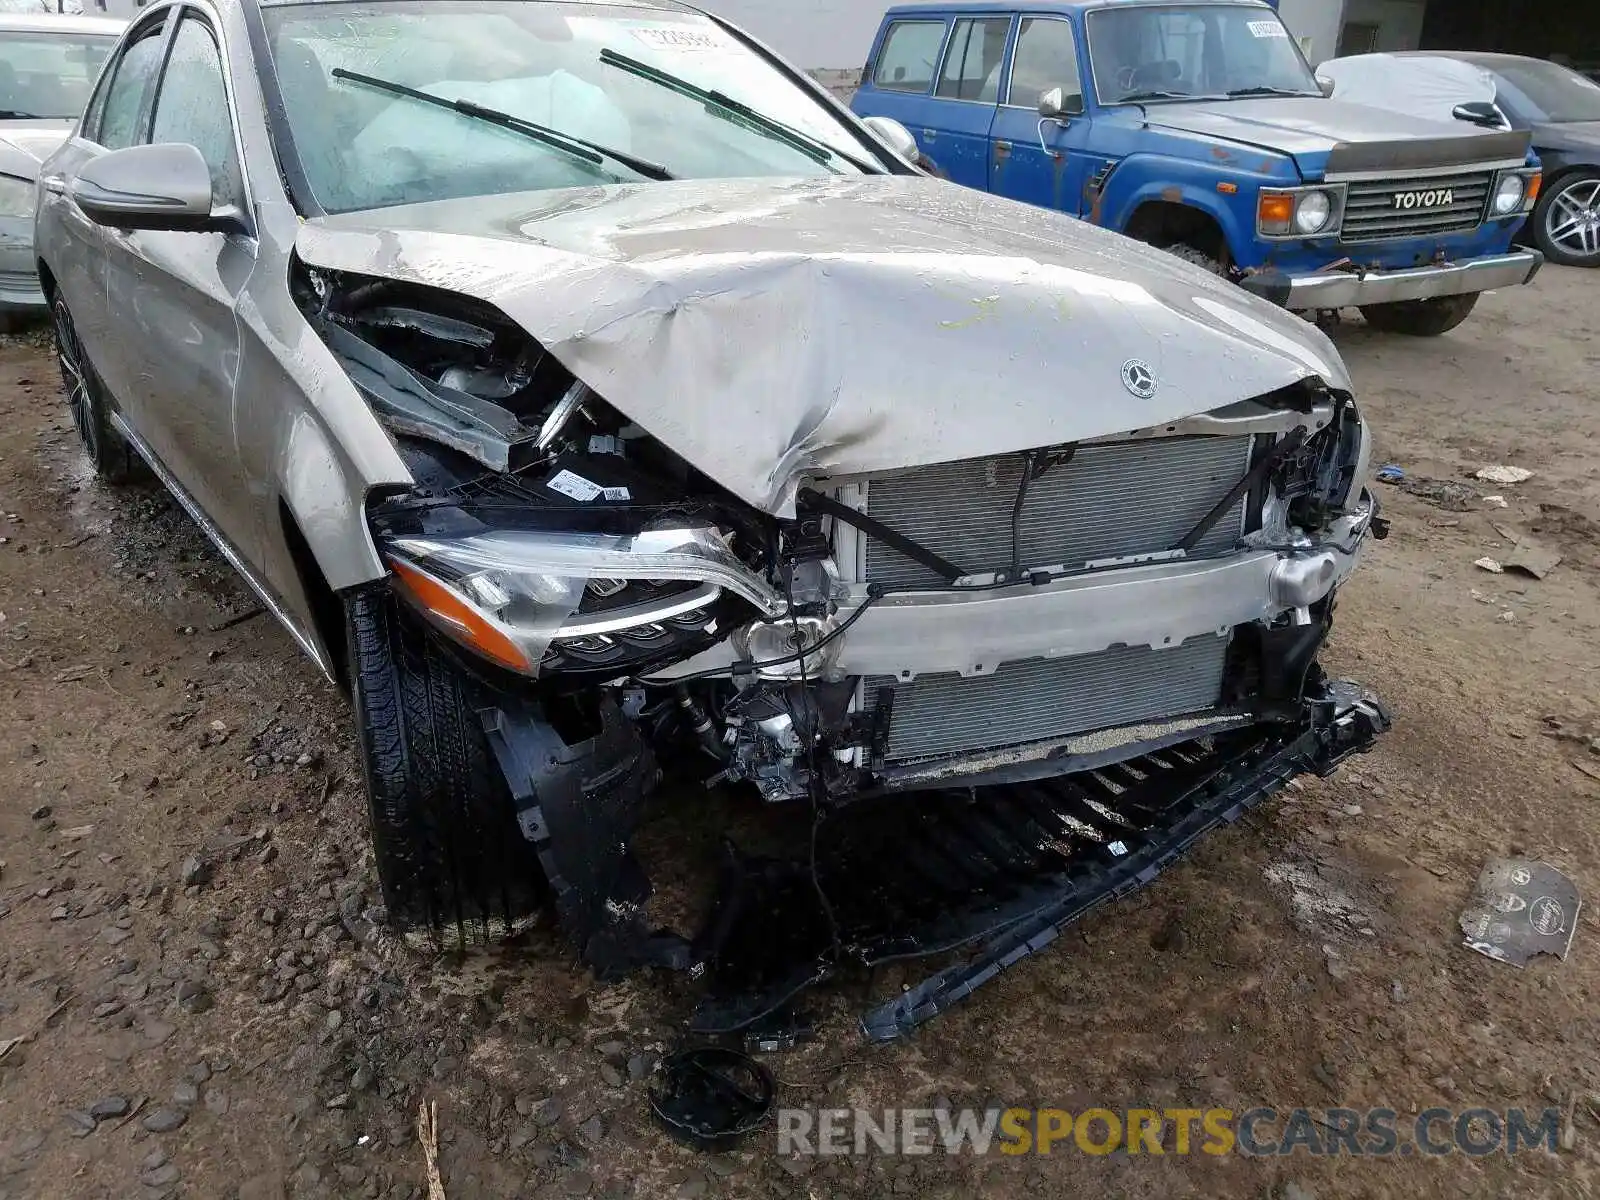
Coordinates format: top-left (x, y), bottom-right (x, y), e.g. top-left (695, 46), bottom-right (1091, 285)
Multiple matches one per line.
top-left (1275, 0), bottom-right (1346, 66)
top-left (1337, 0), bottom-right (1428, 55)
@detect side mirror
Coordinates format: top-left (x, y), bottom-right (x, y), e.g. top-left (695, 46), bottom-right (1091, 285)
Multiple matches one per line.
top-left (1452, 101), bottom-right (1504, 128)
top-left (1316, 76), bottom-right (1335, 98)
top-left (1038, 87), bottom-right (1084, 120)
top-left (860, 115), bottom-right (919, 164)
top-left (69, 142), bottom-right (245, 234)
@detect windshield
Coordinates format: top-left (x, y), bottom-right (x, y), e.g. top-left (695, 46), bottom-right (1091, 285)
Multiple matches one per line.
top-left (262, 0), bottom-right (880, 214)
top-left (1489, 58), bottom-right (1600, 124)
top-left (0, 31), bottom-right (116, 120)
top-left (1086, 4), bottom-right (1317, 104)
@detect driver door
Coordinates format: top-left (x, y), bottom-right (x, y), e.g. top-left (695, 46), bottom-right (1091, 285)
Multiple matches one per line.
top-left (989, 15), bottom-right (1095, 216)
top-left (103, 6), bottom-right (259, 565)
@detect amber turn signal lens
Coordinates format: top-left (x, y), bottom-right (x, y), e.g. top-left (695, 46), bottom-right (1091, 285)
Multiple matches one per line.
top-left (1526, 172), bottom-right (1542, 206)
top-left (1258, 192), bottom-right (1295, 230)
top-left (388, 558), bottom-right (530, 672)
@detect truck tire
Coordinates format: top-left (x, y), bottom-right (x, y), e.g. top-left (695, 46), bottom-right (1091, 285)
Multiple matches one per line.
top-left (347, 586), bottom-right (546, 948)
top-left (1532, 170), bottom-right (1600, 267)
top-left (52, 292), bottom-right (145, 484)
top-left (1164, 243), bottom-right (1228, 277)
top-left (1358, 293), bottom-right (1479, 337)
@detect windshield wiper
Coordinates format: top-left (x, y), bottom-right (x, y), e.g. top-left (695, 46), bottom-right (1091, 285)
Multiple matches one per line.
top-left (1117, 89), bottom-right (1216, 103)
top-left (598, 47), bottom-right (879, 173)
top-left (0, 109), bottom-right (45, 119)
top-left (1227, 86), bottom-right (1318, 98)
top-left (328, 67), bottom-right (674, 182)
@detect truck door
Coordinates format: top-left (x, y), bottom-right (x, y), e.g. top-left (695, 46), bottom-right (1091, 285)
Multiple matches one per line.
top-left (988, 14), bottom-right (1095, 216)
top-left (923, 14), bottom-right (1011, 190)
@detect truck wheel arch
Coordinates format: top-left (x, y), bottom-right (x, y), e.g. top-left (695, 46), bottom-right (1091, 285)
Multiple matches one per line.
top-left (1122, 197), bottom-right (1236, 267)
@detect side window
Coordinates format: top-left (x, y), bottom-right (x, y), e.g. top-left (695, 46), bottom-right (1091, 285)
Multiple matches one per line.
top-left (872, 20), bottom-right (947, 94)
top-left (93, 25), bottom-right (166, 149)
top-left (148, 15), bottom-right (243, 208)
top-left (1006, 17), bottom-right (1082, 109)
top-left (935, 17), bottom-right (1011, 103)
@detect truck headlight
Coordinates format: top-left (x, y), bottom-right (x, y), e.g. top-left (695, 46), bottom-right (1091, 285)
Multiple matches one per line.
top-left (1492, 173), bottom-right (1525, 216)
top-left (1294, 190), bottom-right (1333, 234)
top-left (1259, 186), bottom-right (1343, 238)
top-left (0, 174), bottom-right (33, 219)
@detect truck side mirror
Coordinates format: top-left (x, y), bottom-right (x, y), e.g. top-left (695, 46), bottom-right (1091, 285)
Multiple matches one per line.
top-left (1038, 87), bottom-right (1084, 121)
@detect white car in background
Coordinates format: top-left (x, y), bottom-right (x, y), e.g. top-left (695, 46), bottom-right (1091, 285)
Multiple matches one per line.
top-left (0, 11), bottom-right (122, 325)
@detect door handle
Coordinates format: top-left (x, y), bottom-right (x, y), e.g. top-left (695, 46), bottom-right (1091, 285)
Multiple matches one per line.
top-left (921, 129), bottom-right (937, 140)
top-left (994, 140), bottom-right (1012, 160)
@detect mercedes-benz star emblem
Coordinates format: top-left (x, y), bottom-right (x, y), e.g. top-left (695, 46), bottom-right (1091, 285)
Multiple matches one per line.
top-left (1121, 358), bottom-right (1156, 399)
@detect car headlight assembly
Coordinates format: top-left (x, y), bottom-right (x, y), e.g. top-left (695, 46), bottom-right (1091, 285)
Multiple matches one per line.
top-left (1492, 172), bottom-right (1532, 216)
top-left (382, 526), bottom-right (780, 678)
top-left (0, 174), bottom-right (34, 219)
top-left (1258, 186), bottom-right (1342, 239)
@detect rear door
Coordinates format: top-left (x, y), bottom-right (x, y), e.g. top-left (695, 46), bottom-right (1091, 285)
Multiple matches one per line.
top-left (103, 5), bottom-right (259, 562)
top-left (988, 13), bottom-right (1095, 214)
top-left (924, 14), bottom-right (1012, 189)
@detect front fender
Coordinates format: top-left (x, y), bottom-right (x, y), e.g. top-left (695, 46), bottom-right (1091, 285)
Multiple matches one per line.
top-left (1103, 166), bottom-right (1258, 263)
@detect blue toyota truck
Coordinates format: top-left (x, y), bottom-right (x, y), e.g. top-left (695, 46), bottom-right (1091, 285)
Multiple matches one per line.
top-left (851, 0), bottom-right (1544, 335)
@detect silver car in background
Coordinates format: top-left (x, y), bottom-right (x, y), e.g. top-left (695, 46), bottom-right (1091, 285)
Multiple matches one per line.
top-left (35, 0), bottom-right (1387, 1036)
top-left (0, 11), bottom-right (121, 323)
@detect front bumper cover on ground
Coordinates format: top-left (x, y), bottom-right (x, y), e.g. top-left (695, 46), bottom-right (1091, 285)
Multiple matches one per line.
top-left (687, 679), bottom-right (1390, 1041)
top-left (1242, 249), bottom-right (1543, 310)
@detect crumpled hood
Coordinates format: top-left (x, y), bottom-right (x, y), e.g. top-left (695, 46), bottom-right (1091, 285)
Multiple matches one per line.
top-left (297, 175), bottom-right (1350, 515)
top-left (1143, 96), bottom-right (1522, 173)
top-left (0, 121), bottom-right (72, 181)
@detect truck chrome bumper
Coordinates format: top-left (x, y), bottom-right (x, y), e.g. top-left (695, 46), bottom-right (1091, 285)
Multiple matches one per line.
top-left (1243, 249), bottom-right (1544, 310)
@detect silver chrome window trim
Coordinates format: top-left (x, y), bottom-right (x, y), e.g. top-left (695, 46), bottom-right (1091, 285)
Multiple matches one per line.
top-left (928, 12), bottom-right (1018, 108)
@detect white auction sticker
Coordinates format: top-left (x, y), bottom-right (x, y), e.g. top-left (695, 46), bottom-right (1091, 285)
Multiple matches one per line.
top-left (1247, 20), bottom-right (1288, 38)
top-left (628, 25), bottom-right (722, 52)
top-left (546, 469), bottom-right (604, 501)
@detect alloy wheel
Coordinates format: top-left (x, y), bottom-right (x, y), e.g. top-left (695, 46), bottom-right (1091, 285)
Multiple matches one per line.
top-left (52, 296), bottom-right (100, 460)
top-left (1544, 177), bottom-right (1600, 261)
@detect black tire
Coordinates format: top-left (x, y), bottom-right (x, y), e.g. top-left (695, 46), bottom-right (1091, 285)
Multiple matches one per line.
top-left (347, 586), bottom-right (546, 948)
top-left (1358, 293), bottom-right (1480, 337)
top-left (1531, 170), bottom-right (1600, 267)
top-left (1163, 242), bottom-right (1229, 277)
top-left (51, 293), bottom-right (143, 483)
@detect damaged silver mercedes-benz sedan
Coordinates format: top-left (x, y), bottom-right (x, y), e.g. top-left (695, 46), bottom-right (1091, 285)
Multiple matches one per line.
top-left (38, 0), bottom-right (1389, 1037)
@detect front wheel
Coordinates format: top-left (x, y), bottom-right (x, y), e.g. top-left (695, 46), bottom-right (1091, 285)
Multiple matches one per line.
top-left (52, 293), bottom-right (143, 482)
top-left (1359, 293), bottom-right (1480, 337)
top-left (1532, 171), bottom-right (1600, 267)
top-left (347, 587), bottom-right (546, 948)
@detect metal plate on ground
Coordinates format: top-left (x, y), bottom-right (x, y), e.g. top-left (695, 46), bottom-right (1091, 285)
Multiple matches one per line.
top-left (1459, 858), bottom-right (1581, 968)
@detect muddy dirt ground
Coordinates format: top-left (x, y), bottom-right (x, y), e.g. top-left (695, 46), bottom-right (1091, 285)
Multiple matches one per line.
top-left (2, 269), bottom-right (1599, 1200)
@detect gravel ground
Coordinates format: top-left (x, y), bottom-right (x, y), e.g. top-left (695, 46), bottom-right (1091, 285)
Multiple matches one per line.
top-left (1, 268), bottom-right (1598, 1199)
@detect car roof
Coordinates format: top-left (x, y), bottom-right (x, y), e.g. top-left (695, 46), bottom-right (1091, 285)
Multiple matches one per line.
top-left (0, 12), bottom-right (126, 34)
top-left (883, 0), bottom-right (1271, 14)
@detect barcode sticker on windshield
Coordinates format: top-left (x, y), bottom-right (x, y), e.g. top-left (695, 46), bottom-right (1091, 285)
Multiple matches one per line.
top-left (629, 26), bottom-right (722, 52)
top-left (1247, 20), bottom-right (1288, 38)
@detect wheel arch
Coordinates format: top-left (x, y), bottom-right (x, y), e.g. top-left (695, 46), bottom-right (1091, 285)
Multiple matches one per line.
top-left (1117, 191), bottom-right (1242, 266)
